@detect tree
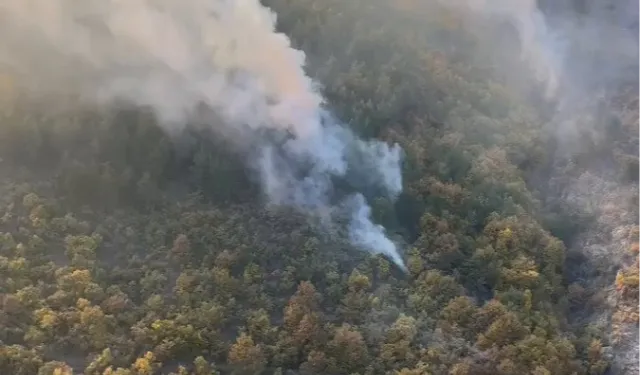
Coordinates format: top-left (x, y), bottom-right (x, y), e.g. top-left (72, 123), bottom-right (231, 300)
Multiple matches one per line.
top-left (341, 270), bottom-right (372, 322)
top-left (171, 234), bottom-right (191, 261)
top-left (85, 348), bottom-right (114, 375)
top-left (381, 314), bottom-right (418, 367)
top-left (228, 332), bottom-right (266, 375)
top-left (193, 356), bottom-right (218, 375)
top-left (65, 234), bottom-right (101, 267)
top-left (476, 312), bottom-right (528, 349)
top-left (38, 361), bottom-right (73, 375)
top-left (441, 296), bottom-right (476, 328)
top-left (246, 308), bottom-right (274, 342)
top-left (0, 345), bottom-right (43, 375)
top-left (275, 282), bottom-right (324, 367)
top-left (132, 352), bottom-right (159, 375)
top-left (299, 350), bottom-right (330, 375)
top-left (327, 324), bottom-right (369, 374)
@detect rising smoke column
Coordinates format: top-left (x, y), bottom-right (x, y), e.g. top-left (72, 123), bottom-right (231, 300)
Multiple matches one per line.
top-left (440, 0), bottom-right (563, 99)
top-left (0, 0), bottom-right (407, 270)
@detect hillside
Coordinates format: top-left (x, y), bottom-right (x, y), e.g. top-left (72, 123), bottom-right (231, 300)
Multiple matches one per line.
top-left (0, 0), bottom-right (637, 374)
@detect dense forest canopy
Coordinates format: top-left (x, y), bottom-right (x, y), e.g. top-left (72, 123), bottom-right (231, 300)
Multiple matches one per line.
top-left (0, 0), bottom-right (637, 375)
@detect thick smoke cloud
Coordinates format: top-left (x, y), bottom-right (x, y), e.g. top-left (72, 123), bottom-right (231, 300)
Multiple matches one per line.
top-left (0, 0), bottom-right (406, 270)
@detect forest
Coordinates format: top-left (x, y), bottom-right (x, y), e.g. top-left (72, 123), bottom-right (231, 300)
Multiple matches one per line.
top-left (0, 0), bottom-right (637, 374)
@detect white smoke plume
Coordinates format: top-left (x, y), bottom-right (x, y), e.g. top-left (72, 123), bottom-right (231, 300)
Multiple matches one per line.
top-left (0, 0), bottom-right (406, 270)
top-left (441, 0), bottom-right (562, 98)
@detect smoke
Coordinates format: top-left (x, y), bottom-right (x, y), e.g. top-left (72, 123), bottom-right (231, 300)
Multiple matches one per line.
top-left (0, 0), bottom-right (406, 270)
top-left (441, 0), bottom-right (637, 106)
top-left (462, 0), bottom-right (640, 374)
top-left (448, 0), bottom-right (638, 372)
top-left (434, 0), bottom-right (562, 99)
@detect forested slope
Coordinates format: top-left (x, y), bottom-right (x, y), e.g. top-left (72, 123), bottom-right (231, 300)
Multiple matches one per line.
top-left (0, 0), bottom-right (637, 374)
